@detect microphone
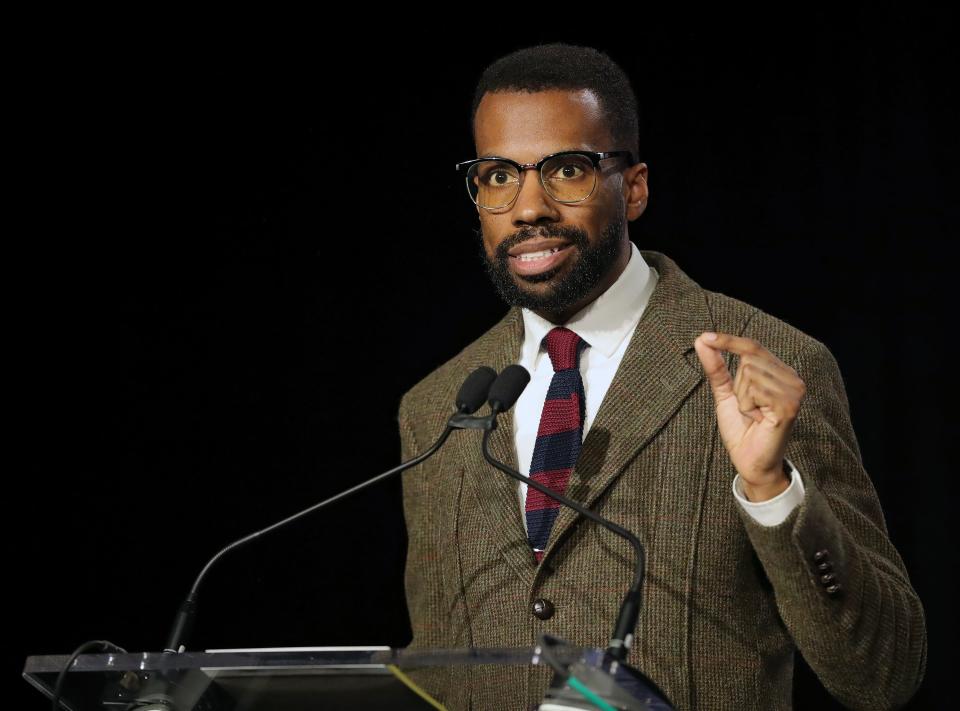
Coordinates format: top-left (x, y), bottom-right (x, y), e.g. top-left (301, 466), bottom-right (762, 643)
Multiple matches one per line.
top-left (479, 366), bottom-right (672, 709)
top-left (455, 365), bottom-right (499, 413)
top-left (488, 363), bottom-right (531, 413)
top-left (163, 366), bottom-right (498, 653)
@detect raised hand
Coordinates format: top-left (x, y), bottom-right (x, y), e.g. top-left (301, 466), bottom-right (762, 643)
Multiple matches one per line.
top-left (693, 332), bottom-right (807, 502)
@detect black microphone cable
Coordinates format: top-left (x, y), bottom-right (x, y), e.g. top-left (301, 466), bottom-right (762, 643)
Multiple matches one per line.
top-left (50, 639), bottom-right (127, 711)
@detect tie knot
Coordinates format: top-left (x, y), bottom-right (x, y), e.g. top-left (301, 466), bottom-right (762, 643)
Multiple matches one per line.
top-left (543, 327), bottom-right (589, 372)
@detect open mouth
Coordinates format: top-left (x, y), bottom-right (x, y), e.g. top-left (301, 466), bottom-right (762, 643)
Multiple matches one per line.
top-left (514, 246), bottom-right (565, 261)
top-left (508, 243), bottom-right (574, 276)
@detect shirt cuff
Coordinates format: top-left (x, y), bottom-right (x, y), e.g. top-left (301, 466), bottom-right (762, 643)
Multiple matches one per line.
top-left (732, 457), bottom-right (805, 527)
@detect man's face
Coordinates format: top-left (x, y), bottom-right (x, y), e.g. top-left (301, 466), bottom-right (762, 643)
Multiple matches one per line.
top-left (472, 89), bottom-right (648, 321)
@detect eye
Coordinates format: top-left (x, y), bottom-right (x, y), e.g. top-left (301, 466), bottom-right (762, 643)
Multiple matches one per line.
top-left (544, 156), bottom-right (592, 182)
top-left (475, 162), bottom-right (519, 187)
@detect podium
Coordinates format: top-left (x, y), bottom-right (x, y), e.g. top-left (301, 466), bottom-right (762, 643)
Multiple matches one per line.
top-left (23, 645), bottom-right (587, 710)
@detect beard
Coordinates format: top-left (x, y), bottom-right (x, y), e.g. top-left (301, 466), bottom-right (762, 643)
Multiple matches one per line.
top-left (477, 206), bottom-right (627, 314)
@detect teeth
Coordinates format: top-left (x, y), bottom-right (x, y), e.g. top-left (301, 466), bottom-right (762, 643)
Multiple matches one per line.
top-left (517, 247), bottom-right (561, 261)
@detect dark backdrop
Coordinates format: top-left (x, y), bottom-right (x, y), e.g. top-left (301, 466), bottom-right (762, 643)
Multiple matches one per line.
top-left (12, 11), bottom-right (956, 709)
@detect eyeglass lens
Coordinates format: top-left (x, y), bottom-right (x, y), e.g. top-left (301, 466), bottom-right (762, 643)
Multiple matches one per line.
top-left (466, 154), bottom-right (597, 208)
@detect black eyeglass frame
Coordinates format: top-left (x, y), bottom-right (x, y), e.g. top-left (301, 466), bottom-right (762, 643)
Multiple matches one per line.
top-left (454, 149), bottom-right (638, 210)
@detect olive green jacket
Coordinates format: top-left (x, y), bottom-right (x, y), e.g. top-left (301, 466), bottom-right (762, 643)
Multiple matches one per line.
top-left (397, 250), bottom-right (926, 710)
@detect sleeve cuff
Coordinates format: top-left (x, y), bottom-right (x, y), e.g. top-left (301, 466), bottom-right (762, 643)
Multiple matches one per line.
top-left (732, 458), bottom-right (806, 527)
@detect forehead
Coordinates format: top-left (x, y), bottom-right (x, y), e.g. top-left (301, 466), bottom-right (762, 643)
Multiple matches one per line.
top-left (474, 89), bottom-right (613, 161)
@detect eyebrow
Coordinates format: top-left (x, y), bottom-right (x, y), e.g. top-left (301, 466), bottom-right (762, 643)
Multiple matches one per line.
top-left (478, 147), bottom-right (593, 160)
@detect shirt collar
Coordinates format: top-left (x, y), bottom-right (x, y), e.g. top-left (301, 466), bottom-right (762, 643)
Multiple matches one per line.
top-left (519, 241), bottom-right (659, 367)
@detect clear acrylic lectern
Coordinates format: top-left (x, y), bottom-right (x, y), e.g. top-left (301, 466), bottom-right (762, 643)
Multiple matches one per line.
top-left (23, 645), bottom-right (582, 710)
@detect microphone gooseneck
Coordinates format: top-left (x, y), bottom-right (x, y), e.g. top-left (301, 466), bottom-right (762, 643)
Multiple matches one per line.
top-left (163, 366), bottom-right (497, 654)
top-left (482, 365), bottom-right (646, 664)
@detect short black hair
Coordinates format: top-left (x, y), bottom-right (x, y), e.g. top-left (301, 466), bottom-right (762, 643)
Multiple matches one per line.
top-left (470, 42), bottom-right (640, 162)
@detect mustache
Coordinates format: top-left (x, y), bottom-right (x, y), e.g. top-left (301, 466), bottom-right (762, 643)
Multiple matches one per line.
top-left (493, 225), bottom-right (589, 260)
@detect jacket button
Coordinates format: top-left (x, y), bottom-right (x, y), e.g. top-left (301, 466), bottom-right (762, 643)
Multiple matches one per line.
top-left (532, 598), bottom-right (555, 620)
top-left (817, 561), bottom-right (833, 573)
top-left (813, 549), bottom-right (830, 563)
top-left (826, 583), bottom-right (843, 596)
top-left (820, 572), bottom-right (836, 585)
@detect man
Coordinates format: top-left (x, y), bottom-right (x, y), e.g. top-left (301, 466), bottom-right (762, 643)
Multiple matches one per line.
top-left (397, 43), bottom-right (926, 710)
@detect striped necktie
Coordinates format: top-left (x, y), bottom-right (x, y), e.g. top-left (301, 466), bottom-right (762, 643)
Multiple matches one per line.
top-left (525, 326), bottom-right (590, 563)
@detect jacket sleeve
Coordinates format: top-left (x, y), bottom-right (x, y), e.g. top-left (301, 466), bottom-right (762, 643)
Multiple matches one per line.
top-left (735, 338), bottom-right (927, 710)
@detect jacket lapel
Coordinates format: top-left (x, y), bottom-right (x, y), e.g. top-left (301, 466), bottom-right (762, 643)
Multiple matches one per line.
top-left (541, 251), bottom-right (716, 562)
top-left (456, 306), bottom-right (539, 585)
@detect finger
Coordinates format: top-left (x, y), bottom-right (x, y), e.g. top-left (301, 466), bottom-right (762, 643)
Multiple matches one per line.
top-left (733, 356), bottom-right (783, 400)
top-left (732, 354), bottom-right (745, 397)
top-left (736, 366), bottom-right (800, 425)
top-left (702, 332), bottom-right (800, 380)
top-left (697, 332), bottom-right (769, 359)
top-left (732, 361), bottom-right (758, 420)
top-left (693, 333), bottom-right (736, 402)
top-left (733, 366), bottom-right (765, 423)
top-left (762, 353), bottom-right (797, 376)
top-left (729, 338), bottom-right (795, 385)
top-left (735, 357), bottom-right (806, 405)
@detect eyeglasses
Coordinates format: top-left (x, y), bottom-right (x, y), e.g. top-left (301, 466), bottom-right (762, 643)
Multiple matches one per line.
top-left (454, 150), bottom-right (636, 210)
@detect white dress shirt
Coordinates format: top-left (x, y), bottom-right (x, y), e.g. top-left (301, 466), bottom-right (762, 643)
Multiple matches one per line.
top-left (512, 241), bottom-right (805, 532)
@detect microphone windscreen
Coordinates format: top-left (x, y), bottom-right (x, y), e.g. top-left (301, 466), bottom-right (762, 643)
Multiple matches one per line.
top-left (456, 366), bottom-right (498, 413)
top-left (488, 365), bottom-right (531, 413)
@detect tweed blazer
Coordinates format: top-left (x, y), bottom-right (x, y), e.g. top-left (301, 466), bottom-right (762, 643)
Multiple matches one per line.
top-left (397, 250), bottom-right (926, 711)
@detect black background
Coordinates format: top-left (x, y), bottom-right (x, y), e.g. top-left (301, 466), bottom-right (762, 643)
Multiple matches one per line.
top-left (11, 10), bottom-right (957, 709)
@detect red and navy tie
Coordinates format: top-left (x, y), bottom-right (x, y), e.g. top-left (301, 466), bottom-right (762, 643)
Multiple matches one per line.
top-left (525, 326), bottom-right (590, 563)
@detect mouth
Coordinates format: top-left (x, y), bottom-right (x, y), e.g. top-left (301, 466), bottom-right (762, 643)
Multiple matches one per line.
top-left (507, 240), bottom-right (575, 276)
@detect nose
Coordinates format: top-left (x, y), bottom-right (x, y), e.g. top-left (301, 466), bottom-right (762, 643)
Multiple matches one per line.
top-left (510, 167), bottom-right (562, 227)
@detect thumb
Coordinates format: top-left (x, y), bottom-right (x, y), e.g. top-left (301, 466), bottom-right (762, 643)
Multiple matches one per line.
top-left (694, 333), bottom-right (735, 402)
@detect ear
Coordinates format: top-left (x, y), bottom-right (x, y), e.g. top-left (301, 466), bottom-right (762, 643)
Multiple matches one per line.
top-left (624, 163), bottom-right (649, 221)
